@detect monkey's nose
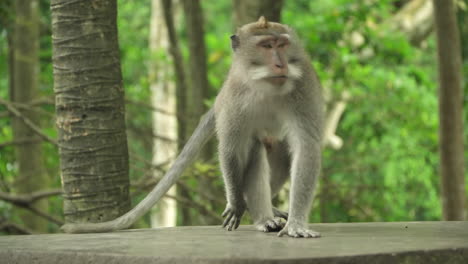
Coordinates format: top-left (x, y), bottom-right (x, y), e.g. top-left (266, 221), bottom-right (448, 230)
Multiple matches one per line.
top-left (272, 65), bottom-right (288, 76)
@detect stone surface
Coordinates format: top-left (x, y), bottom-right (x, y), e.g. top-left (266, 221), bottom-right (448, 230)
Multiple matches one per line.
top-left (0, 221), bottom-right (467, 264)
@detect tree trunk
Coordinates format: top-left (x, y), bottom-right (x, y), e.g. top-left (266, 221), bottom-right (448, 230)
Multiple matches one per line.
top-left (162, 0), bottom-right (188, 148)
top-left (180, 0), bottom-right (217, 225)
top-left (149, 0), bottom-right (178, 228)
top-left (458, 0), bottom-right (468, 59)
top-left (232, 0), bottom-right (284, 28)
top-left (10, 0), bottom-right (49, 232)
top-left (182, 0), bottom-right (211, 156)
top-left (51, 0), bottom-right (130, 224)
top-left (432, 0), bottom-right (466, 220)
top-left (161, 0), bottom-right (195, 225)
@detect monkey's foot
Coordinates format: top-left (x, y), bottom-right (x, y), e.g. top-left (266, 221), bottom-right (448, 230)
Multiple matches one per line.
top-left (278, 221), bottom-right (321, 238)
top-left (272, 207), bottom-right (288, 220)
top-left (256, 217), bottom-right (285, 232)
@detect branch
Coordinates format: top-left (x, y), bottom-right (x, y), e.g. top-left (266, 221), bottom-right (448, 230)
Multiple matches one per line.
top-left (390, 0), bottom-right (434, 45)
top-left (0, 98), bottom-right (58, 146)
top-left (324, 91), bottom-right (350, 149)
top-left (164, 193), bottom-right (222, 222)
top-left (0, 221), bottom-right (34, 235)
top-left (0, 189), bottom-right (64, 226)
top-left (131, 176), bottom-right (223, 222)
top-left (0, 189), bottom-right (63, 206)
top-left (125, 98), bottom-right (175, 116)
top-left (26, 205), bottom-right (64, 226)
top-left (0, 138), bottom-right (42, 148)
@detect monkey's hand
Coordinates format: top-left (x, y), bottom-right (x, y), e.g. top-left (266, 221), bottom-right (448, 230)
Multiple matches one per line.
top-left (221, 202), bottom-right (246, 231)
top-left (278, 220), bottom-right (321, 238)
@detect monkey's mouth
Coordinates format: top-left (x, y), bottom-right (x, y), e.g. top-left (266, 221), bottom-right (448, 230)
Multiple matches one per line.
top-left (267, 75), bottom-right (288, 85)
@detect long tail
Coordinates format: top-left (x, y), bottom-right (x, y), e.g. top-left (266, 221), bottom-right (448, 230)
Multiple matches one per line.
top-left (61, 109), bottom-right (216, 233)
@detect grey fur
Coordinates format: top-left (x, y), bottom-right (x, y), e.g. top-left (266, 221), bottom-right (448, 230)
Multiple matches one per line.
top-left (215, 22), bottom-right (323, 238)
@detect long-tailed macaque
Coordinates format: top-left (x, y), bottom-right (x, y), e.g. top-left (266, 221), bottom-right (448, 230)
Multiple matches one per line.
top-left (62, 16), bottom-right (323, 238)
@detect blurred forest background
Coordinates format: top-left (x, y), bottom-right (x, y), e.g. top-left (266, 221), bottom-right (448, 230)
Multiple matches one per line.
top-left (0, 0), bottom-right (466, 235)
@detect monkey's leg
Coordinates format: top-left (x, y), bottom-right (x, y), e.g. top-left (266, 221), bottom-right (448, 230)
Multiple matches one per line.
top-left (244, 142), bottom-right (284, 232)
top-left (278, 136), bottom-right (321, 238)
top-left (268, 140), bottom-right (291, 220)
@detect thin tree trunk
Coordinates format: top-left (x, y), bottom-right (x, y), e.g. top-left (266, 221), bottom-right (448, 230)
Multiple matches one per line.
top-left (232, 0), bottom-right (284, 28)
top-left (433, 0), bottom-right (466, 220)
top-left (161, 0), bottom-right (194, 225)
top-left (149, 0), bottom-right (178, 228)
top-left (162, 0), bottom-right (187, 148)
top-left (458, 0), bottom-right (468, 59)
top-left (181, 0), bottom-right (215, 225)
top-left (10, 0), bottom-right (49, 232)
top-left (51, 0), bottom-right (130, 224)
top-left (182, 0), bottom-right (211, 156)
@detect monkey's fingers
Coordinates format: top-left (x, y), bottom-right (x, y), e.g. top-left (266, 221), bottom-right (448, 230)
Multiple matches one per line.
top-left (227, 215), bottom-right (240, 231)
top-left (222, 212), bottom-right (234, 228)
top-left (221, 207), bottom-right (230, 218)
top-left (234, 217), bottom-right (241, 230)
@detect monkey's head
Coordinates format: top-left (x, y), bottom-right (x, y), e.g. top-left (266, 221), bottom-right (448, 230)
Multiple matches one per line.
top-left (230, 16), bottom-right (304, 95)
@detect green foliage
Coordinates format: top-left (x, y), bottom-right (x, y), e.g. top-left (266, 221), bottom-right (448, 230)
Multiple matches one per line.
top-left (282, 0), bottom-right (458, 223)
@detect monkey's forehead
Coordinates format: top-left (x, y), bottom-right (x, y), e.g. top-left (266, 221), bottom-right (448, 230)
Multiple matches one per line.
top-left (237, 22), bottom-right (290, 36)
top-left (252, 34), bottom-right (290, 43)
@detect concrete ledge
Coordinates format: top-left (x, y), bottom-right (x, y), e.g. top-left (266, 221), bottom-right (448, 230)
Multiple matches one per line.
top-left (1, 221), bottom-right (467, 264)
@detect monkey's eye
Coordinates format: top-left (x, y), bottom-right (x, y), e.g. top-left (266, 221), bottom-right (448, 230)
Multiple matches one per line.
top-left (261, 43), bottom-right (273, 49)
top-left (278, 43), bottom-right (287, 48)
top-left (250, 60), bottom-right (261, 66)
top-left (289, 58), bottom-right (299, 64)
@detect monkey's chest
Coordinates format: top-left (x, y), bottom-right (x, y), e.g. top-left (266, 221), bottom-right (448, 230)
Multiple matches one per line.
top-left (252, 114), bottom-right (287, 150)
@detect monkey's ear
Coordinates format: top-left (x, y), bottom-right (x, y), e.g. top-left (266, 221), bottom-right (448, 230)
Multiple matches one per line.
top-left (230, 35), bottom-right (240, 51)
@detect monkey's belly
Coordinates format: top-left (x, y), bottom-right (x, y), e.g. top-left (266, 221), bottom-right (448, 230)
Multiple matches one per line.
top-left (257, 127), bottom-right (285, 152)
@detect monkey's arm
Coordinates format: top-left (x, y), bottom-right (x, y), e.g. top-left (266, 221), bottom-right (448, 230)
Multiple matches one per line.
top-left (217, 128), bottom-right (249, 231)
top-left (279, 113), bottom-right (322, 238)
top-left (61, 108), bottom-right (216, 233)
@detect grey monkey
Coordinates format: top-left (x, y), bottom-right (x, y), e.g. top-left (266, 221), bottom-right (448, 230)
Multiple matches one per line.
top-left (62, 16), bottom-right (323, 238)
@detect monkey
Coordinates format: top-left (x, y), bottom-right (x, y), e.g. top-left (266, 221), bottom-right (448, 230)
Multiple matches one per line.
top-left (61, 16), bottom-right (323, 238)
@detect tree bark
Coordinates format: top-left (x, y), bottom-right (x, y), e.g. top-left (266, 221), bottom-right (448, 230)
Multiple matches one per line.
top-left (149, 0), bottom-right (178, 228)
top-left (10, 0), bottom-right (49, 232)
top-left (432, 0), bottom-right (466, 220)
top-left (232, 0), bottom-right (284, 28)
top-left (51, 0), bottom-right (130, 224)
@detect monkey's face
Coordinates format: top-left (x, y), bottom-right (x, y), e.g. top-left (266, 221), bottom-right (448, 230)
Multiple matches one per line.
top-left (242, 34), bottom-right (302, 95)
